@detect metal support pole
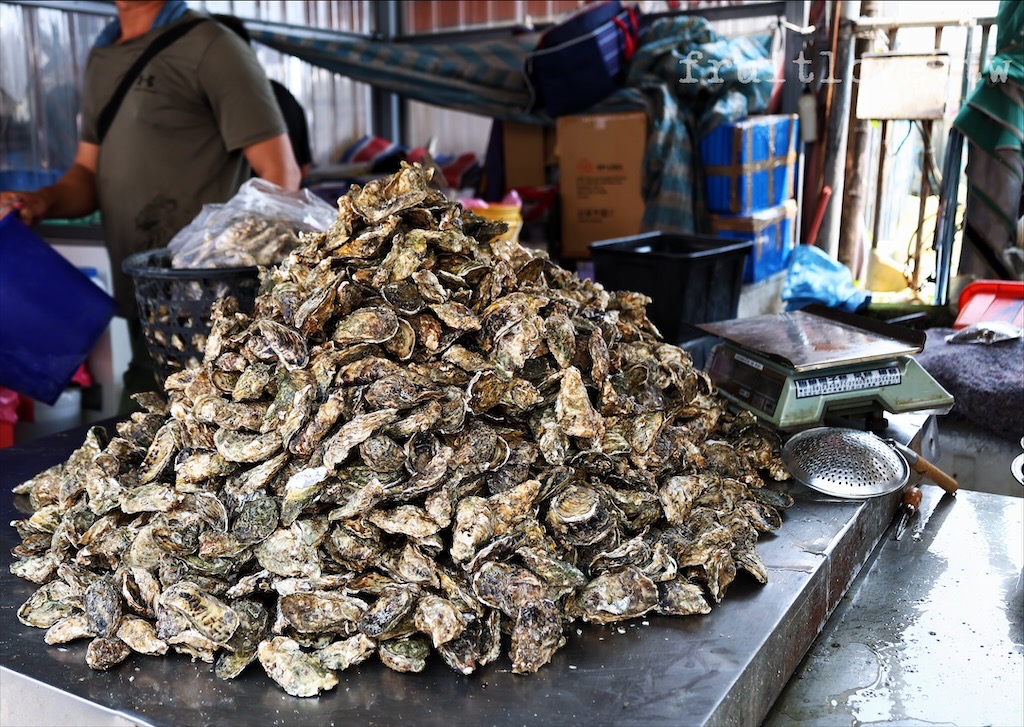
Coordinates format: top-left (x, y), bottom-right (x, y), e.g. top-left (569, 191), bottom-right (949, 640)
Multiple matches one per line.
top-left (782, 1), bottom-right (811, 247)
top-left (871, 119), bottom-right (889, 249)
top-left (370, 0), bottom-right (404, 143)
top-left (869, 25), bottom-right (895, 255)
top-left (909, 26), bottom-right (944, 292)
top-left (933, 22), bottom-right (978, 307)
top-left (911, 121), bottom-right (931, 291)
top-left (979, 24), bottom-right (992, 72)
top-left (782, 0), bottom-right (811, 114)
top-left (933, 129), bottom-right (964, 305)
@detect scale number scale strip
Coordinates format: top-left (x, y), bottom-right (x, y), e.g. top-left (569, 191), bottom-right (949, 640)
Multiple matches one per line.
top-left (794, 366), bottom-right (902, 399)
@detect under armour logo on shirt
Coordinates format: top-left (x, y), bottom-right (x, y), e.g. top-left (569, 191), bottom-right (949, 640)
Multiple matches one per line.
top-left (135, 73), bottom-right (156, 89)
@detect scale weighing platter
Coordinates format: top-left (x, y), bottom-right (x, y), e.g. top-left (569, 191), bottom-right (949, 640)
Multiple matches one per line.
top-left (698, 305), bottom-right (953, 429)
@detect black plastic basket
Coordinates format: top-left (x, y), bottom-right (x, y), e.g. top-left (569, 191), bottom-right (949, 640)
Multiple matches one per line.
top-left (590, 232), bottom-right (753, 344)
top-left (122, 248), bottom-right (261, 382)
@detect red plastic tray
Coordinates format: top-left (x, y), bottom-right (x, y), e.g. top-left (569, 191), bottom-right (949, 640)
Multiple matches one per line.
top-left (954, 280), bottom-right (1024, 329)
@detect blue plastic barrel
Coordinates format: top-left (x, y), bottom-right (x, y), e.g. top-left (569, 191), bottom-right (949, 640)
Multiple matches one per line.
top-left (0, 213), bottom-right (117, 404)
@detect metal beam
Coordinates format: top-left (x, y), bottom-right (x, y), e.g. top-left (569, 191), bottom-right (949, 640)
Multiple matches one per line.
top-left (396, 25), bottom-right (539, 44)
top-left (855, 15), bottom-right (996, 30)
top-left (5, 1), bottom-right (374, 43)
top-left (244, 19), bottom-right (367, 44)
top-left (397, 1), bottom-right (790, 43)
top-left (2, 0), bottom-right (114, 16)
top-left (644, 1), bottom-right (787, 23)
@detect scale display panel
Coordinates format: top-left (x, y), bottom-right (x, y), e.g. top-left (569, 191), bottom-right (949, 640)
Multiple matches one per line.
top-left (708, 348), bottom-right (786, 416)
top-left (794, 367), bottom-right (902, 398)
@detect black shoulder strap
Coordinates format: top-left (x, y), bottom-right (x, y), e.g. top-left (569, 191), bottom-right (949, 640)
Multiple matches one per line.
top-left (96, 17), bottom-right (208, 144)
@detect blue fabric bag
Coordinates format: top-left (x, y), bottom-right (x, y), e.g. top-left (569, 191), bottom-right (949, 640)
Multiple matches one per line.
top-left (0, 213), bottom-right (117, 404)
top-left (525, 1), bottom-right (641, 117)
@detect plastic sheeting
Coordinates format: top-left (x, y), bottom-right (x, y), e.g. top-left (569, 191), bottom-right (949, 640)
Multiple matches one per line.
top-left (251, 15), bottom-right (777, 234)
top-left (0, 3), bottom-right (105, 189)
top-left (618, 16), bottom-right (777, 234)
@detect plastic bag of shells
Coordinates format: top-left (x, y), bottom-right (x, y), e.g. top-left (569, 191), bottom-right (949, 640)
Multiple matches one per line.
top-left (9, 163), bottom-right (793, 697)
top-left (168, 178), bottom-right (338, 269)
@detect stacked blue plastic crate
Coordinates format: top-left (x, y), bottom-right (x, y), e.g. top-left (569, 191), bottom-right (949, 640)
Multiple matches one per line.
top-left (700, 114), bottom-right (799, 283)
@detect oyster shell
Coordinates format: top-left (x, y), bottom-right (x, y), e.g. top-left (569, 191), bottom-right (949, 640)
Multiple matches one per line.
top-left (257, 636), bottom-right (338, 697)
top-left (378, 634), bottom-right (430, 673)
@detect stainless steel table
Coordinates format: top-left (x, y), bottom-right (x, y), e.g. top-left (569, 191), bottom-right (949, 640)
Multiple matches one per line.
top-left (767, 479), bottom-right (1023, 726)
top-left (0, 417), bottom-right (936, 727)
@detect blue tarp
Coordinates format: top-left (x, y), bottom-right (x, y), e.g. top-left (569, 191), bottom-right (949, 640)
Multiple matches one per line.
top-left (252, 16), bottom-right (776, 234)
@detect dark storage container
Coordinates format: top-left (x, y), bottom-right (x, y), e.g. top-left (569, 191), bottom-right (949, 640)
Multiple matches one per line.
top-left (123, 248), bottom-right (260, 383)
top-left (589, 232), bottom-right (752, 343)
top-left (679, 335), bottom-right (720, 371)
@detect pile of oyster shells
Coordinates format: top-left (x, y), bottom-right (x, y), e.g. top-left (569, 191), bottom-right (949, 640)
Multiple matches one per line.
top-left (10, 164), bottom-right (792, 697)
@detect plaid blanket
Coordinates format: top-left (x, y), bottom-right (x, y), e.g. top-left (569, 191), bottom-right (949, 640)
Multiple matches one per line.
top-left (252, 16), bottom-right (775, 235)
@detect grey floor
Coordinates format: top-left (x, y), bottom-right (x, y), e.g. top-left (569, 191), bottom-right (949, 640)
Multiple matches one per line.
top-left (936, 415), bottom-right (1023, 498)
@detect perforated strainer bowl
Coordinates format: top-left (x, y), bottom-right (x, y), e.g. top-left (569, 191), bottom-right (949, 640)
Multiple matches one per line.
top-left (781, 427), bottom-right (910, 498)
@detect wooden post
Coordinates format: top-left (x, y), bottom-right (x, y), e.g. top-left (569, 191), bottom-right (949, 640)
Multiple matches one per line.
top-left (818, 0), bottom-right (860, 258)
top-left (910, 25), bottom-right (945, 291)
top-left (837, 0), bottom-right (880, 280)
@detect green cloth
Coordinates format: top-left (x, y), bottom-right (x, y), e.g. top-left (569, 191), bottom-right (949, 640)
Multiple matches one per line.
top-left (952, 0), bottom-right (1024, 258)
top-left (953, 0), bottom-right (1024, 161)
top-left (80, 10), bottom-right (286, 317)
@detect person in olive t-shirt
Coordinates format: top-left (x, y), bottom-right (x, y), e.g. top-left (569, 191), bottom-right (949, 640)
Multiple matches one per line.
top-left (0, 0), bottom-right (301, 404)
top-left (211, 14), bottom-right (313, 181)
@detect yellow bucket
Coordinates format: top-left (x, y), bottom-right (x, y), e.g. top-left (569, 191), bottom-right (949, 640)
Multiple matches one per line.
top-left (473, 204), bottom-right (523, 244)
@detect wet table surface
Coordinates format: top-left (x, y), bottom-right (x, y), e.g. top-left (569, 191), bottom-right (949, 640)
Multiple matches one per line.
top-left (0, 416), bottom-right (987, 727)
top-left (766, 480), bottom-right (1023, 726)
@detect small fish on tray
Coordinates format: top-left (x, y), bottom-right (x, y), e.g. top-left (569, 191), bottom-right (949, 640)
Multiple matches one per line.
top-left (945, 321), bottom-right (1023, 345)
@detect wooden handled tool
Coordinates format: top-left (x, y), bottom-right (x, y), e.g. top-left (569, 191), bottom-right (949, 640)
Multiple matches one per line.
top-left (888, 440), bottom-right (958, 495)
top-left (895, 486), bottom-right (923, 541)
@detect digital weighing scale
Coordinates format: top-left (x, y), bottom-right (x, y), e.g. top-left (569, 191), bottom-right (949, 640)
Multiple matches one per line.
top-left (698, 305), bottom-right (954, 430)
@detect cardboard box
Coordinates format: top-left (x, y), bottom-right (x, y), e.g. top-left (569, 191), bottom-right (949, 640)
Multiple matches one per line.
top-left (502, 122), bottom-right (550, 190)
top-left (710, 199), bottom-right (797, 283)
top-left (556, 111), bottom-right (646, 259)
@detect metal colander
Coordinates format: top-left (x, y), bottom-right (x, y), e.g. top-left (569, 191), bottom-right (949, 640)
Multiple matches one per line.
top-left (781, 427), bottom-right (910, 498)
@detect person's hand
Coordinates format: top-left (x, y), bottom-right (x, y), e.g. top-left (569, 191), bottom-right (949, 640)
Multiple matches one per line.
top-left (0, 189), bottom-right (50, 225)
